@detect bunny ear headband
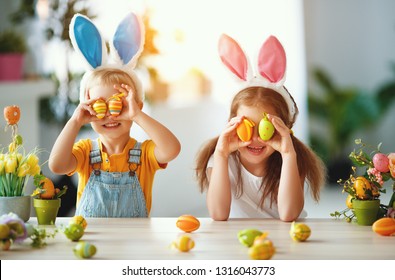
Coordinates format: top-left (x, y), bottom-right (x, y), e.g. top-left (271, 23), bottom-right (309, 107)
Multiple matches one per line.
top-left (69, 12), bottom-right (145, 102)
top-left (218, 34), bottom-right (298, 123)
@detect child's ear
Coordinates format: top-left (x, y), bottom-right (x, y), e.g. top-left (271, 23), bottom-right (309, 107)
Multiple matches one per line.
top-left (138, 101), bottom-right (144, 110)
top-left (85, 90), bottom-right (90, 102)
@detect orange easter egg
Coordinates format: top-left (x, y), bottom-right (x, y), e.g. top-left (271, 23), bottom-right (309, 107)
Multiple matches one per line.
top-left (176, 215), bottom-right (200, 233)
top-left (92, 99), bottom-right (107, 119)
top-left (372, 217), bottom-right (395, 236)
top-left (108, 96), bottom-right (123, 116)
top-left (4, 105), bottom-right (21, 125)
top-left (236, 118), bottom-right (255, 142)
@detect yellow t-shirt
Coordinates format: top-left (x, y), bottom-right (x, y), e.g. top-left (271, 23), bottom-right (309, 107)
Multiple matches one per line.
top-left (69, 138), bottom-right (166, 215)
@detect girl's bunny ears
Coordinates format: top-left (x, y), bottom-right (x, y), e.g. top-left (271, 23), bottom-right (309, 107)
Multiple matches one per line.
top-left (69, 12), bottom-right (145, 102)
top-left (218, 34), bottom-right (297, 123)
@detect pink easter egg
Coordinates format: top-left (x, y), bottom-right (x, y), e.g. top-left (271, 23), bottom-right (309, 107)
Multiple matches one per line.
top-left (373, 153), bottom-right (390, 173)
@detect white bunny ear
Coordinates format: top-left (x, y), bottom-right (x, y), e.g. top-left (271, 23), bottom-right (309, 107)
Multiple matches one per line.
top-left (257, 35), bottom-right (286, 84)
top-left (111, 12), bottom-right (145, 69)
top-left (218, 34), bottom-right (250, 81)
top-left (69, 13), bottom-right (108, 70)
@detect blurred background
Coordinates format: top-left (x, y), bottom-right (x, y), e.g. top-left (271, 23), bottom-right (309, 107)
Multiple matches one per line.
top-left (1, 0), bottom-right (394, 218)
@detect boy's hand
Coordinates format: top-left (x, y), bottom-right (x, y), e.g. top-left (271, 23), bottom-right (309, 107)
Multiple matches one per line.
top-left (71, 98), bottom-right (100, 125)
top-left (113, 83), bottom-right (141, 121)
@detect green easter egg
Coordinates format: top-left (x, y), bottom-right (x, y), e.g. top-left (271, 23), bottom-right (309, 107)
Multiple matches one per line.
top-left (237, 228), bottom-right (263, 247)
top-left (258, 114), bottom-right (275, 141)
top-left (64, 223), bottom-right (84, 241)
top-left (73, 241), bottom-right (97, 259)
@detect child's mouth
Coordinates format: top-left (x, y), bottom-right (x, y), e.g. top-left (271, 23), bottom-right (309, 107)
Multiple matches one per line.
top-left (247, 146), bottom-right (264, 155)
top-left (103, 122), bottom-right (120, 128)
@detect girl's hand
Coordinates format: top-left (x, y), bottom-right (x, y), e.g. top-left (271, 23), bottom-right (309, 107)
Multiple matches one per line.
top-left (262, 114), bottom-right (294, 155)
top-left (215, 116), bottom-right (250, 157)
top-left (113, 83), bottom-right (141, 121)
top-left (71, 98), bottom-right (100, 125)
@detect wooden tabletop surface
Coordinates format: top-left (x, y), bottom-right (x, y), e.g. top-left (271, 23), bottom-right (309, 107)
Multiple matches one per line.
top-left (1, 217), bottom-right (394, 260)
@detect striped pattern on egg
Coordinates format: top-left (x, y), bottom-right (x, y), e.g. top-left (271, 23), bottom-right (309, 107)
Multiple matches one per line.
top-left (108, 97), bottom-right (123, 116)
top-left (92, 99), bottom-right (107, 119)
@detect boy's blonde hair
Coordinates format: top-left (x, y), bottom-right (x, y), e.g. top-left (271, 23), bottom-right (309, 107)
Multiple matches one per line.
top-left (82, 68), bottom-right (143, 104)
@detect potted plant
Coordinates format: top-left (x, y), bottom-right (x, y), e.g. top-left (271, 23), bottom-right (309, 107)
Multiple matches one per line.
top-left (31, 175), bottom-right (67, 225)
top-left (331, 139), bottom-right (395, 225)
top-left (0, 29), bottom-right (28, 81)
top-left (0, 105), bottom-right (42, 222)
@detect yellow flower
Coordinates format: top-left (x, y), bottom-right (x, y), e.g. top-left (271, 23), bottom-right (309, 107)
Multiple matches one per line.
top-left (17, 163), bottom-right (30, 177)
top-left (26, 153), bottom-right (39, 168)
top-left (28, 164), bottom-right (41, 176)
top-left (4, 154), bottom-right (17, 174)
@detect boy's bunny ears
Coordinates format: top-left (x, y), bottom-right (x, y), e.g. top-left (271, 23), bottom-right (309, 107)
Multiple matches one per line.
top-left (218, 34), bottom-right (297, 123)
top-left (69, 12), bottom-right (145, 102)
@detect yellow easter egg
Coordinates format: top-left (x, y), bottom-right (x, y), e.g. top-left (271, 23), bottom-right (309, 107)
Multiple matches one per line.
top-left (290, 221), bottom-right (311, 242)
top-left (248, 241), bottom-right (275, 260)
top-left (69, 215), bottom-right (87, 230)
top-left (92, 99), bottom-right (107, 119)
top-left (173, 235), bottom-right (195, 252)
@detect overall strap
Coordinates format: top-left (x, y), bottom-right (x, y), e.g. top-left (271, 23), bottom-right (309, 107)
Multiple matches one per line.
top-left (89, 139), bottom-right (102, 175)
top-left (128, 142), bottom-right (142, 176)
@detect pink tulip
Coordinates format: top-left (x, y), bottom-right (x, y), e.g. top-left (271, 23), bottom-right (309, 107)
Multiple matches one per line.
top-left (388, 153), bottom-right (395, 178)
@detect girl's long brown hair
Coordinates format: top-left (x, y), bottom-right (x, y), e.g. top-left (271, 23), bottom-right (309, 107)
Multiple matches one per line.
top-left (195, 87), bottom-right (326, 208)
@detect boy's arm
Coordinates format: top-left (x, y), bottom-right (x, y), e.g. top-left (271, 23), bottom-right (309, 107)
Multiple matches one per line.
top-left (133, 111), bottom-right (181, 164)
top-left (48, 119), bottom-right (81, 175)
top-left (49, 101), bottom-right (97, 175)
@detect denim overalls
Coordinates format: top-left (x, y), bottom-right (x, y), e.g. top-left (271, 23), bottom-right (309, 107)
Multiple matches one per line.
top-left (75, 139), bottom-right (148, 217)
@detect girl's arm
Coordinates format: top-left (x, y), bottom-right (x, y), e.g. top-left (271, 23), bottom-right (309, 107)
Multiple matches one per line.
top-left (48, 100), bottom-right (98, 175)
top-left (206, 117), bottom-right (248, 221)
top-left (277, 151), bottom-right (305, 222)
top-left (267, 114), bottom-right (304, 222)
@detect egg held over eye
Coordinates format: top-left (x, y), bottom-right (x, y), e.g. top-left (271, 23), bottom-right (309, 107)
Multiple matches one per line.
top-left (92, 99), bottom-right (107, 119)
top-left (236, 118), bottom-right (255, 142)
top-left (258, 113), bottom-right (275, 141)
top-left (176, 215), bottom-right (200, 233)
top-left (107, 95), bottom-right (123, 116)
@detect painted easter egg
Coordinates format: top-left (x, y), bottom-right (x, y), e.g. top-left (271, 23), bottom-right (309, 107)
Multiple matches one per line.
top-left (172, 235), bottom-right (195, 252)
top-left (372, 153), bottom-right (390, 173)
top-left (237, 228), bottom-right (263, 247)
top-left (354, 176), bottom-right (373, 200)
top-left (69, 215), bottom-right (87, 230)
top-left (258, 113), bottom-right (275, 141)
top-left (73, 241), bottom-right (97, 258)
top-left (176, 215), bottom-right (200, 233)
top-left (372, 217), bottom-right (395, 236)
top-left (108, 95), bottom-right (123, 116)
top-left (252, 232), bottom-right (270, 246)
top-left (236, 118), bottom-right (255, 142)
top-left (248, 241), bottom-right (275, 260)
top-left (64, 223), bottom-right (85, 241)
top-left (290, 221), bottom-right (311, 242)
top-left (4, 105), bottom-right (21, 125)
top-left (92, 99), bottom-right (107, 119)
top-left (346, 194), bottom-right (354, 209)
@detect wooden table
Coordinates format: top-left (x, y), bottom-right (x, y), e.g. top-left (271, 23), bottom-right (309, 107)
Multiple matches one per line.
top-left (1, 217), bottom-right (394, 260)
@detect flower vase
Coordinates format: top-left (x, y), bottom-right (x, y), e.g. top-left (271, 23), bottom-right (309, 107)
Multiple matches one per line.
top-left (353, 199), bottom-right (380, 226)
top-left (0, 196), bottom-right (31, 222)
top-left (33, 198), bottom-right (61, 225)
